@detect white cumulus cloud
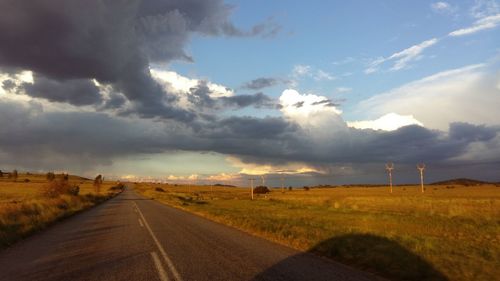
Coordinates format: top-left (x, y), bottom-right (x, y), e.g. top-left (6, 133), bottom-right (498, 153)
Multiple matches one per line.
top-left (150, 69), bottom-right (233, 97)
top-left (279, 89), bottom-right (342, 128)
top-left (348, 113), bottom-right (424, 131)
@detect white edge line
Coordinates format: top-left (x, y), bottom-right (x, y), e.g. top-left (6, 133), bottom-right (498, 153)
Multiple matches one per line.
top-left (135, 202), bottom-right (183, 281)
top-left (151, 251), bottom-right (170, 281)
top-left (138, 218), bottom-right (144, 227)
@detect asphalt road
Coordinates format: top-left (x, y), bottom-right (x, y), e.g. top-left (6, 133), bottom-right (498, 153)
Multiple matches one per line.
top-left (0, 188), bottom-right (381, 281)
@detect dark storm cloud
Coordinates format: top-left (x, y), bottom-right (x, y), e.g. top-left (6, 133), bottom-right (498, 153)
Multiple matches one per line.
top-left (311, 99), bottom-right (339, 107)
top-left (222, 123), bottom-right (500, 169)
top-left (221, 92), bottom-right (274, 108)
top-left (20, 75), bottom-right (102, 106)
top-left (241, 77), bottom-right (284, 90)
top-left (0, 99), bottom-right (295, 171)
top-left (1, 79), bottom-right (16, 92)
top-left (100, 92), bottom-right (128, 110)
top-left (448, 122), bottom-right (497, 142)
top-left (293, 101), bottom-right (305, 108)
top-left (1, 98), bottom-right (500, 182)
top-left (187, 81), bottom-right (217, 109)
top-left (208, 116), bottom-right (296, 138)
top-left (0, 100), bottom-right (191, 170)
top-left (0, 0), bottom-right (279, 120)
top-left (188, 81), bottom-right (275, 109)
top-left (220, 18), bottom-right (282, 38)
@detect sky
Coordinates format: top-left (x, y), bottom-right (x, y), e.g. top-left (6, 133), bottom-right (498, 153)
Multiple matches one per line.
top-left (0, 0), bottom-right (499, 186)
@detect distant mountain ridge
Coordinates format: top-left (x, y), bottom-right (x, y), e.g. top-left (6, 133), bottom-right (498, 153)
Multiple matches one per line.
top-left (430, 178), bottom-right (492, 186)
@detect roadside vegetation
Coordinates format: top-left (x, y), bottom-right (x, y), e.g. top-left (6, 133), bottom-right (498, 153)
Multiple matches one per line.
top-left (0, 171), bottom-right (124, 249)
top-left (135, 182), bottom-right (500, 281)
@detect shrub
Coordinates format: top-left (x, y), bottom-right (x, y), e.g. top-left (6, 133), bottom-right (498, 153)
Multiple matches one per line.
top-left (303, 186), bottom-right (310, 191)
top-left (24, 179), bottom-right (30, 183)
top-left (288, 186), bottom-right (293, 191)
top-left (46, 172), bottom-right (56, 181)
top-left (41, 180), bottom-right (80, 198)
top-left (155, 187), bottom-right (165, 192)
top-left (68, 185), bottom-right (80, 196)
top-left (108, 183), bottom-right (125, 192)
top-left (253, 186), bottom-right (270, 194)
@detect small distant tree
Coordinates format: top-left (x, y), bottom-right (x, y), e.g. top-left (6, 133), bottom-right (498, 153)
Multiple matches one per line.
top-left (62, 173), bottom-right (69, 182)
top-left (253, 186), bottom-right (270, 194)
top-left (288, 186), bottom-right (293, 191)
top-left (303, 186), bottom-right (310, 191)
top-left (12, 169), bottom-right (18, 181)
top-left (94, 174), bottom-right (103, 193)
top-left (46, 172), bottom-right (56, 181)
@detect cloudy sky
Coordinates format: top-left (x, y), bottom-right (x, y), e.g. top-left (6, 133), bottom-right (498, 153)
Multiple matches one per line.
top-left (0, 0), bottom-right (499, 186)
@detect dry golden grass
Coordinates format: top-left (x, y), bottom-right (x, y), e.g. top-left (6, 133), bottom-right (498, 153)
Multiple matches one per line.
top-left (0, 173), bottom-right (122, 248)
top-left (135, 183), bottom-right (500, 281)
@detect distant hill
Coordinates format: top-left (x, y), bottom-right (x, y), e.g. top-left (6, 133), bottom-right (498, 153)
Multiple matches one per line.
top-left (431, 178), bottom-right (491, 186)
top-left (213, 183), bottom-right (236, 187)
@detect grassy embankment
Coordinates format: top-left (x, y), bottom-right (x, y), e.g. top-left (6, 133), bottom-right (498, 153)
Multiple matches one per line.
top-left (0, 173), bottom-right (123, 249)
top-left (135, 183), bottom-right (500, 281)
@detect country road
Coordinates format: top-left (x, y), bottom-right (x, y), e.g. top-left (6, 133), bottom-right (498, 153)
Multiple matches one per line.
top-left (0, 188), bottom-right (380, 281)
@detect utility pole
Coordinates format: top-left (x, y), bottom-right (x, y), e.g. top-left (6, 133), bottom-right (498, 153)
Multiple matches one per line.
top-left (417, 163), bottom-right (426, 193)
top-left (210, 180), bottom-right (214, 199)
top-left (386, 163), bottom-right (394, 194)
top-left (249, 178), bottom-right (255, 200)
top-left (281, 176), bottom-right (285, 193)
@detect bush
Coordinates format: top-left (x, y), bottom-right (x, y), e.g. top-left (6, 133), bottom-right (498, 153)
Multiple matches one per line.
top-left (68, 185), bottom-right (80, 196)
top-left (253, 186), bottom-right (270, 194)
top-left (155, 187), bottom-right (165, 192)
top-left (41, 180), bottom-right (80, 198)
top-left (303, 186), bottom-right (310, 191)
top-left (46, 172), bottom-right (56, 181)
top-left (108, 183), bottom-right (125, 192)
top-left (288, 186), bottom-right (293, 191)
top-left (24, 179), bottom-right (30, 183)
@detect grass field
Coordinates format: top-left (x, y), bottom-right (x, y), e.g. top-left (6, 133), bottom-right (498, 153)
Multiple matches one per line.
top-left (0, 173), bottom-right (122, 249)
top-left (135, 183), bottom-right (500, 281)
